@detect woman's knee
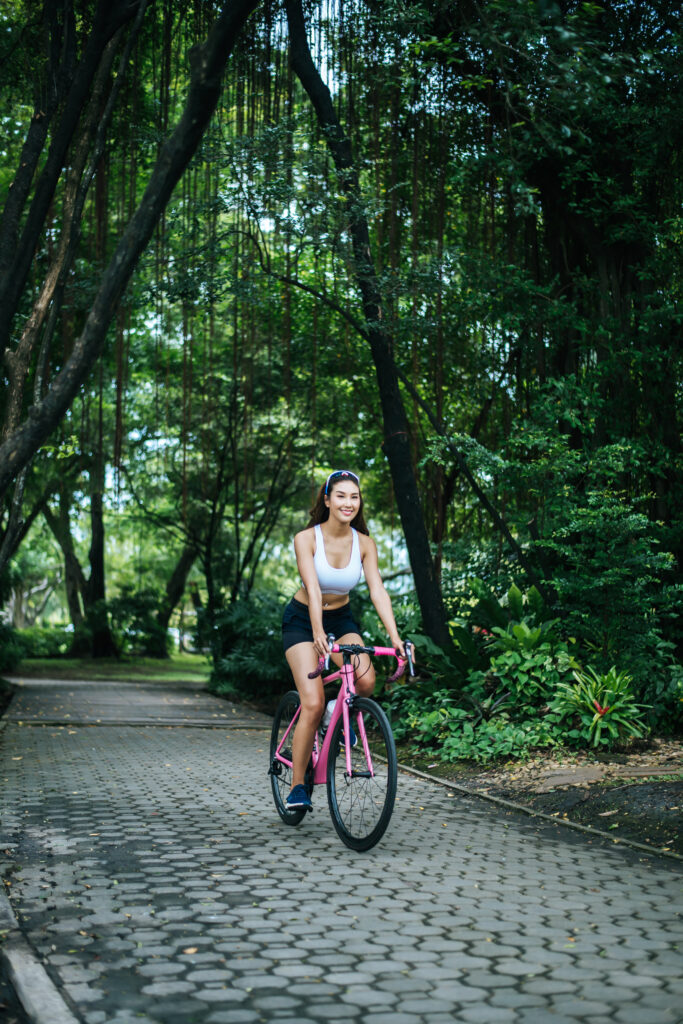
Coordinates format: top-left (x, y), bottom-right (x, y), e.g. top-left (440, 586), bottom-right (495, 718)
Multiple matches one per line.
top-left (299, 690), bottom-right (325, 720)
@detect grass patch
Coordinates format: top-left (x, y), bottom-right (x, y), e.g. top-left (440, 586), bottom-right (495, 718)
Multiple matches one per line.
top-left (10, 652), bottom-right (211, 685)
top-left (598, 772), bottom-right (683, 787)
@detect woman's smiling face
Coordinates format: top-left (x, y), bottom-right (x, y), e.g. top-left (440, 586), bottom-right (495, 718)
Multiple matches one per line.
top-left (325, 481), bottom-right (361, 523)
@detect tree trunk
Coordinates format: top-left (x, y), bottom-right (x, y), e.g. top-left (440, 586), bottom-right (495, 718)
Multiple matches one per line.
top-left (2, 27), bottom-right (124, 443)
top-left (43, 487), bottom-right (90, 654)
top-left (0, 0), bottom-right (140, 360)
top-left (0, 0), bottom-right (261, 501)
top-left (87, 437), bottom-right (118, 658)
top-left (286, 0), bottom-right (453, 653)
top-left (0, 2), bottom-right (73, 316)
top-left (152, 544), bottom-right (198, 658)
top-left (0, 481), bottom-right (55, 578)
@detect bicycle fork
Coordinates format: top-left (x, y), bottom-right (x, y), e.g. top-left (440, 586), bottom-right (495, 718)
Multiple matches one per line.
top-left (339, 661), bottom-right (375, 782)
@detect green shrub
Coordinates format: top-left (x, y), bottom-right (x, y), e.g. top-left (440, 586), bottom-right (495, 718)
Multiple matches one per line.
top-left (205, 593), bottom-right (290, 702)
top-left (445, 578), bottom-right (556, 683)
top-left (551, 665), bottom-right (649, 748)
top-left (440, 716), bottom-right (561, 763)
top-left (109, 589), bottom-right (168, 657)
top-left (14, 625), bottom-right (72, 658)
top-left (540, 489), bottom-right (682, 704)
top-left (639, 652), bottom-right (683, 733)
top-left (475, 623), bottom-right (581, 718)
top-left (466, 578), bottom-right (549, 632)
top-left (383, 579), bottom-right (575, 761)
top-left (0, 622), bottom-right (22, 673)
top-left (389, 685), bottom-right (562, 764)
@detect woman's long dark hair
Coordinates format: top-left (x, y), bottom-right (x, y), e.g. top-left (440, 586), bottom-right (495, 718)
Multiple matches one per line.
top-left (306, 478), bottom-right (369, 535)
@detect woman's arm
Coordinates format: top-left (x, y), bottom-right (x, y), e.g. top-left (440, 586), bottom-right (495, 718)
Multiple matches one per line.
top-left (293, 530), bottom-right (329, 657)
top-left (361, 536), bottom-right (406, 659)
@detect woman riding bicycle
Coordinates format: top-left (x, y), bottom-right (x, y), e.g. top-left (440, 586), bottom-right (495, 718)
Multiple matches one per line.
top-left (281, 469), bottom-right (407, 810)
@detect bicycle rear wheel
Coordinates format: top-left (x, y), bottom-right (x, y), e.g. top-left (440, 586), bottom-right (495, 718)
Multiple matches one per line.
top-left (326, 697), bottom-right (397, 851)
top-left (270, 690), bottom-right (307, 825)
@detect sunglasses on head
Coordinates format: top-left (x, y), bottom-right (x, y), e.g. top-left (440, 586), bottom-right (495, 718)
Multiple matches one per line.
top-left (324, 470), bottom-right (360, 495)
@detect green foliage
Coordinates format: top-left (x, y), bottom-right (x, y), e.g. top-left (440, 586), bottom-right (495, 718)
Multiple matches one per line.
top-left (0, 621), bottom-right (22, 672)
top-left (639, 642), bottom-right (683, 734)
top-left (541, 487), bottom-right (676, 675)
top-left (403, 631), bottom-right (464, 694)
top-left (465, 578), bottom-right (549, 634)
top-left (205, 593), bottom-right (290, 703)
top-left (13, 626), bottom-right (72, 658)
top-left (551, 666), bottom-right (650, 748)
top-left (390, 686), bottom-right (561, 764)
top-left (478, 638), bottom-right (580, 719)
top-left (387, 575), bottom-right (670, 763)
top-left (441, 717), bottom-right (561, 764)
top-left (384, 578), bottom-right (586, 763)
top-left (109, 589), bottom-right (168, 657)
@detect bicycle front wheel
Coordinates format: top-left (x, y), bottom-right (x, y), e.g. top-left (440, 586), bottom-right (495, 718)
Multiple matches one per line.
top-left (270, 690), bottom-right (307, 826)
top-left (326, 697), bottom-right (397, 851)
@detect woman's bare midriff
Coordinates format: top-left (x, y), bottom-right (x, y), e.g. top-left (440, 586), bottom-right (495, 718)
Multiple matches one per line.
top-left (292, 586), bottom-right (350, 611)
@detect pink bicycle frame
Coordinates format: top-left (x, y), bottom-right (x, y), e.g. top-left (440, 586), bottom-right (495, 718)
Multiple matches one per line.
top-left (274, 644), bottom-right (402, 783)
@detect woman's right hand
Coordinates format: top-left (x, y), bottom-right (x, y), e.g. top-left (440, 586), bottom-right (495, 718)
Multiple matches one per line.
top-left (313, 630), bottom-right (330, 660)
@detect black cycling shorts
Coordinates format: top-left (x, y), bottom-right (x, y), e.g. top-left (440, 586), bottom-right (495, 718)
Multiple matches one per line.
top-left (281, 597), bottom-right (361, 653)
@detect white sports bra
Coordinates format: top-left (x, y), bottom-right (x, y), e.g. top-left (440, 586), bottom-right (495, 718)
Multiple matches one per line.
top-left (311, 524), bottom-right (363, 596)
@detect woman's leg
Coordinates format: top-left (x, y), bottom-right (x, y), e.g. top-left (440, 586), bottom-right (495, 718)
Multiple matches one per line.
top-left (285, 641), bottom-right (325, 789)
top-left (333, 631), bottom-right (376, 697)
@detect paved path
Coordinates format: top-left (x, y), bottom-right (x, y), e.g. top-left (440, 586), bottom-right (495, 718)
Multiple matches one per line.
top-left (1, 677), bottom-right (681, 1024)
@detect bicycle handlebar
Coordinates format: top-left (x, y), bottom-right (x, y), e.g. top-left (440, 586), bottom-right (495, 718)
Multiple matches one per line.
top-left (308, 637), bottom-right (415, 681)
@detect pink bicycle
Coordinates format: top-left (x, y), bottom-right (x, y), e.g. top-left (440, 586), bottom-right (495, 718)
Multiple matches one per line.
top-left (269, 637), bottom-right (414, 851)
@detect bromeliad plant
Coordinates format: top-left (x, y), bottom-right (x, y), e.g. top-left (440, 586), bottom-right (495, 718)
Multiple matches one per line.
top-left (551, 666), bottom-right (650, 748)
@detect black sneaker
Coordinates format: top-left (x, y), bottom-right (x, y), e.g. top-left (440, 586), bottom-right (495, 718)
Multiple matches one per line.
top-left (286, 784), bottom-right (312, 810)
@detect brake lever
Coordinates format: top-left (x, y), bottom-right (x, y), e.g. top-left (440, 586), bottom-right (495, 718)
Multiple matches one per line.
top-left (405, 640), bottom-right (415, 677)
top-left (324, 633), bottom-right (336, 672)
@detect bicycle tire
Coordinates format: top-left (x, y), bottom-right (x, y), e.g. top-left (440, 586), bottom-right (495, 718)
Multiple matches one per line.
top-left (326, 696), bottom-right (397, 851)
top-left (270, 690), bottom-right (307, 825)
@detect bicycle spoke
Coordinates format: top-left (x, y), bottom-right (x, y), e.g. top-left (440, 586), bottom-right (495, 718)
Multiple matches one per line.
top-left (326, 697), bottom-right (397, 851)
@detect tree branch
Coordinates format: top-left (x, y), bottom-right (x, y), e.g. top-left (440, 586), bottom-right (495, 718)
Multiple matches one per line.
top-left (235, 226), bottom-right (371, 340)
top-left (393, 363), bottom-right (552, 599)
top-left (0, 0), bottom-right (261, 501)
top-left (287, 0), bottom-right (454, 652)
top-left (0, 0), bottom-right (143, 358)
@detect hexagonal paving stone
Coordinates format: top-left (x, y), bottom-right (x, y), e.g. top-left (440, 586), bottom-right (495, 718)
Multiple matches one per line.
top-left (1, 681), bottom-right (681, 1024)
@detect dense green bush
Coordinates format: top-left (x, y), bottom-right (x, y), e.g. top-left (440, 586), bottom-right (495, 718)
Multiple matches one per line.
top-left (468, 620), bottom-right (581, 719)
top-left (383, 576), bottom-right (674, 764)
top-left (640, 652), bottom-right (683, 733)
top-left (0, 622), bottom-right (22, 673)
top-left (205, 593), bottom-right (290, 703)
top-left (13, 625), bottom-right (72, 658)
top-left (542, 491), bottom-right (682, 699)
top-left (109, 589), bottom-right (168, 657)
top-left (387, 682), bottom-right (564, 763)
